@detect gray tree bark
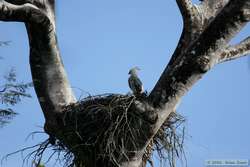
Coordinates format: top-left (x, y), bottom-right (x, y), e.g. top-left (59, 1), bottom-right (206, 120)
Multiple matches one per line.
top-left (0, 0), bottom-right (249, 167)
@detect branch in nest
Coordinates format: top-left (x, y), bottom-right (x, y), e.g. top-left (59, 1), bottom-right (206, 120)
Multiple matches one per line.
top-left (1, 131), bottom-right (68, 167)
top-left (152, 112), bottom-right (186, 167)
top-left (56, 94), bottom-right (186, 167)
top-left (2, 94), bottom-right (187, 167)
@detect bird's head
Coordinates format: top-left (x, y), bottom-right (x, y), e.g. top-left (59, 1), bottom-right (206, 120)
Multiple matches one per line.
top-left (128, 66), bottom-right (140, 75)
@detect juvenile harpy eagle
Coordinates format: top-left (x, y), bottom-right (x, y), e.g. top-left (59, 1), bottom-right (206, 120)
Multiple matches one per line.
top-left (128, 67), bottom-right (144, 96)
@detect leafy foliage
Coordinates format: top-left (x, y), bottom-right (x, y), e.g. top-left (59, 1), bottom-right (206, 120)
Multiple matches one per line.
top-left (0, 108), bottom-right (16, 127)
top-left (0, 41), bottom-right (11, 60)
top-left (0, 68), bottom-right (32, 127)
top-left (0, 41), bottom-right (11, 47)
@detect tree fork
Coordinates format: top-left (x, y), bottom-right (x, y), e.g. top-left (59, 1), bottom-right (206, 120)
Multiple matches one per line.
top-left (0, 0), bottom-right (249, 167)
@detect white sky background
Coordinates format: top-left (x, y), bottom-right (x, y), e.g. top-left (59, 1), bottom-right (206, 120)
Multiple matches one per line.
top-left (0, 0), bottom-right (250, 166)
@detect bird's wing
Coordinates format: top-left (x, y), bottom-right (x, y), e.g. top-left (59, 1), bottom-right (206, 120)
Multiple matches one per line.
top-left (128, 76), bottom-right (135, 91)
top-left (128, 75), bottom-right (143, 94)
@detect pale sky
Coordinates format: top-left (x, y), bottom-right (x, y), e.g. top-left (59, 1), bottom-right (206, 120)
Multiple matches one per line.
top-left (0, 0), bottom-right (249, 167)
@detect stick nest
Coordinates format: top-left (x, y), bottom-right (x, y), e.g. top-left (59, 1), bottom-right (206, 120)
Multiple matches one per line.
top-left (5, 94), bottom-right (185, 167)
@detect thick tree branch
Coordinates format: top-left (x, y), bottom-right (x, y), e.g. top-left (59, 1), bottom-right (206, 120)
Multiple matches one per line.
top-left (167, 0), bottom-right (201, 68)
top-left (219, 37), bottom-right (250, 63)
top-left (150, 0), bottom-right (250, 106)
top-left (176, 0), bottom-right (202, 31)
top-left (5, 0), bottom-right (45, 8)
top-left (0, 0), bottom-right (76, 129)
top-left (3, 0), bottom-right (56, 27)
top-left (200, 0), bottom-right (229, 19)
top-left (5, 0), bottom-right (55, 11)
top-left (167, 0), bottom-right (228, 71)
top-left (176, 0), bottom-right (193, 20)
top-left (148, 0), bottom-right (250, 133)
top-left (0, 1), bottom-right (45, 23)
top-left (141, 2), bottom-right (250, 165)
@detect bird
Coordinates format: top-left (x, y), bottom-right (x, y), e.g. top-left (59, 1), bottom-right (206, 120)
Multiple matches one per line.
top-left (128, 67), bottom-right (144, 96)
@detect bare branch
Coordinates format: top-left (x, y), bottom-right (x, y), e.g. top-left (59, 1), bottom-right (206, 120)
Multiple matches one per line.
top-left (168, 0), bottom-right (221, 70)
top-left (176, 0), bottom-right (194, 20)
top-left (1, 0), bottom-right (56, 28)
top-left (219, 37), bottom-right (250, 63)
top-left (167, 1), bottom-right (202, 69)
top-left (149, 0), bottom-right (250, 109)
top-left (146, 2), bottom-right (250, 160)
top-left (1, 0), bottom-right (76, 125)
top-left (5, 0), bottom-right (55, 13)
top-left (176, 0), bottom-right (203, 39)
top-left (0, 1), bottom-right (48, 24)
top-left (47, 0), bottom-right (55, 11)
top-left (200, 0), bottom-right (229, 19)
top-left (5, 0), bottom-right (45, 8)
